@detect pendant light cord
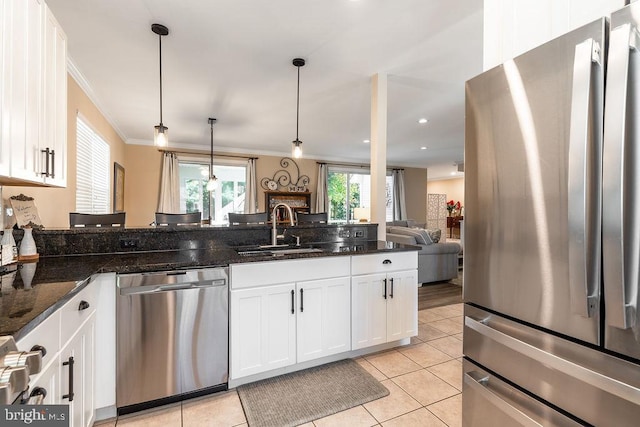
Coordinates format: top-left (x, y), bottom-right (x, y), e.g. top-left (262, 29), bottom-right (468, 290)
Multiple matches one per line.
top-left (296, 64), bottom-right (300, 141)
top-left (158, 34), bottom-right (163, 125)
top-left (210, 122), bottom-right (214, 179)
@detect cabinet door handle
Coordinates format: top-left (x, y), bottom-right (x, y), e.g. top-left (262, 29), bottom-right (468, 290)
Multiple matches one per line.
top-left (78, 300), bottom-right (90, 311)
top-left (62, 356), bottom-right (74, 402)
top-left (50, 150), bottom-right (55, 178)
top-left (300, 288), bottom-right (304, 312)
top-left (383, 278), bottom-right (387, 299)
top-left (382, 259), bottom-right (392, 264)
top-left (41, 148), bottom-right (51, 177)
top-left (390, 278), bottom-right (394, 298)
top-left (291, 289), bottom-right (295, 314)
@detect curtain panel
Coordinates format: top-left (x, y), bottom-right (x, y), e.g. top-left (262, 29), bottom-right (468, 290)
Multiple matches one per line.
top-left (157, 152), bottom-right (180, 214)
top-left (392, 169), bottom-right (407, 220)
top-left (316, 163), bottom-right (329, 213)
top-left (244, 158), bottom-right (258, 214)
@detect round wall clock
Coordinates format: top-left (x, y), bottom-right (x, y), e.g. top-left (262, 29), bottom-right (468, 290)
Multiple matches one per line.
top-left (267, 180), bottom-right (277, 190)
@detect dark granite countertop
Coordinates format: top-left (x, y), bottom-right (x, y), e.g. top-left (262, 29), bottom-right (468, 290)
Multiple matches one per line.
top-left (1, 240), bottom-right (417, 340)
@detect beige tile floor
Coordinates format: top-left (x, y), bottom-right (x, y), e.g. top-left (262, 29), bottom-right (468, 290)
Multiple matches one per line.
top-left (98, 302), bottom-right (463, 427)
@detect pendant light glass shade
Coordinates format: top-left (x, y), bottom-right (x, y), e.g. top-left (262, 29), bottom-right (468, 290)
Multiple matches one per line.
top-left (207, 118), bottom-right (218, 192)
top-left (152, 24), bottom-right (169, 147)
top-left (292, 139), bottom-right (302, 158)
top-left (206, 176), bottom-right (218, 191)
top-left (154, 124), bottom-right (168, 147)
top-left (291, 58), bottom-right (305, 158)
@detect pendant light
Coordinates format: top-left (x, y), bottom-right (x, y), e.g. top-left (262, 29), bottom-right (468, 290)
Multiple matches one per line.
top-left (152, 23), bottom-right (169, 147)
top-left (206, 118), bottom-right (218, 191)
top-left (291, 58), bottom-right (305, 158)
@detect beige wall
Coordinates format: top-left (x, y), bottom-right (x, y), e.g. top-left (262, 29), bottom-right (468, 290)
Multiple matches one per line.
top-left (403, 167), bottom-right (427, 223)
top-left (123, 145), bottom-right (163, 226)
top-left (427, 177), bottom-right (465, 209)
top-left (3, 75), bottom-right (126, 228)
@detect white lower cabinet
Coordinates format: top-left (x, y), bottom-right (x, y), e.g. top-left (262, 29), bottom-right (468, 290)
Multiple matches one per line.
top-left (16, 279), bottom-right (97, 427)
top-left (351, 253), bottom-right (418, 350)
top-left (296, 277), bottom-right (350, 363)
top-left (231, 283), bottom-right (297, 378)
top-left (60, 313), bottom-right (95, 427)
top-left (230, 257), bottom-right (351, 380)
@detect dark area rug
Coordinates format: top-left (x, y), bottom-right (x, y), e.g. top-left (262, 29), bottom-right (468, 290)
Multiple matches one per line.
top-left (419, 270), bottom-right (463, 310)
top-left (237, 358), bottom-right (389, 427)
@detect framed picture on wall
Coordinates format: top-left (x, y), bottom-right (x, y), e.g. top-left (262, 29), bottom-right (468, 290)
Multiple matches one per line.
top-left (113, 162), bottom-right (125, 212)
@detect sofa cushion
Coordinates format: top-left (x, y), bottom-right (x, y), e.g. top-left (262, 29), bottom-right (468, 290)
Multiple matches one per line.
top-left (388, 226), bottom-right (433, 245)
top-left (426, 228), bottom-right (441, 243)
top-left (386, 220), bottom-right (416, 228)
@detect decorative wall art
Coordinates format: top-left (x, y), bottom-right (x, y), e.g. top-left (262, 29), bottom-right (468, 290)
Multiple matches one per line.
top-left (261, 157), bottom-right (310, 192)
top-left (113, 162), bottom-right (125, 212)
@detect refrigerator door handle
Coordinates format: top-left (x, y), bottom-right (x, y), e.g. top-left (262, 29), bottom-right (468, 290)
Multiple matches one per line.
top-left (466, 316), bottom-right (640, 404)
top-left (464, 371), bottom-right (543, 427)
top-left (568, 37), bottom-right (603, 318)
top-left (603, 23), bottom-right (639, 330)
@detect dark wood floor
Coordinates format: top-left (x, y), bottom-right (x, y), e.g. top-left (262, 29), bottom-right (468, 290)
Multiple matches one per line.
top-left (418, 272), bottom-right (463, 310)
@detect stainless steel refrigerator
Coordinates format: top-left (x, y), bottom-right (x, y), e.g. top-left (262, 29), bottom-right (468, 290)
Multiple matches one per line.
top-left (463, 4), bottom-right (640, 426)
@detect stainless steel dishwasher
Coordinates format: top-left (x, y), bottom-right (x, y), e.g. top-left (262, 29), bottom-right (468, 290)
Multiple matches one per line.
top-left (116, 267), bottom-right (228, 414)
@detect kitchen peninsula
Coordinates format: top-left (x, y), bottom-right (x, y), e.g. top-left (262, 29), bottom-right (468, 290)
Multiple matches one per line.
top-left (1, 222), bottom-right (419, 423)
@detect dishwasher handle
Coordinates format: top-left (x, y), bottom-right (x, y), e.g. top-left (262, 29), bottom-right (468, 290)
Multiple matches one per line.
top-left (119, 279), bottom-right (226, 296)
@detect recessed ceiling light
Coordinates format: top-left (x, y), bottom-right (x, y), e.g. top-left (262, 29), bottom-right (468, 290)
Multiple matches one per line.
top-left (420, 146), bottom-right (427, 150)
top-left (418, 118), bottom-right (428, 124)
top-left (450, 172), bottom-right (457, 176)
top-left (363, 139), bottom-right (370, 143)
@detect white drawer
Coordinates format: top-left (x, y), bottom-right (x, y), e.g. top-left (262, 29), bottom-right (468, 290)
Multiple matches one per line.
top-left (351, 252), bottom-right (417, 276)
top-left (16, 310), bottom-right (60, 371)
top-left (60, 281), bottom-right (98, 346)
top-left (231, 256), bottom-right (351, 289)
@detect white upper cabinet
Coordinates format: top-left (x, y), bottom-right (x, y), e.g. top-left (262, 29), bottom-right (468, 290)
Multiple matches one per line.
top-left (0, 0), bottom-right (66, 186)
top-left (42, 4), bottom-right (66, 187)
top-left (0, 0), bottom-right (10, 176)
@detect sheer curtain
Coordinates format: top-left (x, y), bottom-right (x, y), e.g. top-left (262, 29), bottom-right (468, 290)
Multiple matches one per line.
top-left (244, 158), bottom-right (258, 213)
top-left (157, 152), bottom-right (180, 213)
top-left (316, 163), bottom-right (328, 213)
top-left (392, 168), bottom-right (407, 220)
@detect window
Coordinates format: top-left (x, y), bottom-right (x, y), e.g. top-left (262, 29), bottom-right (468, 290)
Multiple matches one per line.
top-left (327, 167), bottom-right (394, 222)
top-left (76, 117), bottom-right (110, 214)
top-left (178, 158), bottom-right (246, 224)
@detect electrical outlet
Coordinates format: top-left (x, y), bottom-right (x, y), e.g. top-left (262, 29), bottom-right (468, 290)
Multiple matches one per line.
top-left (120, 239), bottom-right (138, 249)
top-left (338, 229), bottom-right (351, 238)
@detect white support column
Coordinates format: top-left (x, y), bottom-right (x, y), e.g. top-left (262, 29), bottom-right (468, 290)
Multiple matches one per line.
top-left (371, 73), bottom-right (387, 240)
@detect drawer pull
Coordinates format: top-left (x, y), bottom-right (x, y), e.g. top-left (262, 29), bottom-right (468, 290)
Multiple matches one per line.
top-left (22, 386), bottom-right (47, 405)
top-left (382, 259), bottom-right (392, 264)
top-left (78, 300), bottom-right (90, 311)
top-left (30, 345), bottom-right (47, 357)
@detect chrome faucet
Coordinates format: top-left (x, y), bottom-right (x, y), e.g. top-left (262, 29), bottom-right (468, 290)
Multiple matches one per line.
top-left (271, 203), bottom-right (295, 246)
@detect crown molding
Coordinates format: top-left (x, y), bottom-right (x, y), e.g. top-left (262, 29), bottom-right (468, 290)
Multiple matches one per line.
top-left (67, 56), bottom-right (128, 143)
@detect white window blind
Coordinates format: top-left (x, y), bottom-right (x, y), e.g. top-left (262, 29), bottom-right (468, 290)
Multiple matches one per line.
top-left (76, 117), bottom-right (110, 214)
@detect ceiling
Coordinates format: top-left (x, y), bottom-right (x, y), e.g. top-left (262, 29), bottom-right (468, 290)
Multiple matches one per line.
top-left (48, 0), bottom-right (483, 179)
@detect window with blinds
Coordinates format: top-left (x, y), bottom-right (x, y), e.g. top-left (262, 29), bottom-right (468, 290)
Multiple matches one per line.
top-left (76, 117), bottom-right (110, 213)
